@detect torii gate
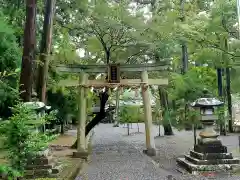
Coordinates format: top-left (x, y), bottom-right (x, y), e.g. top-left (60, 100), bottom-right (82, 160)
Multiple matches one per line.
top-left (56, 62), bottom-right (169, 157)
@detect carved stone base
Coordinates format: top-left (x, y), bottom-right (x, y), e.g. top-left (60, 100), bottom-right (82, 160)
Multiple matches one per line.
top-left (177, 157), bottom-right (240, 175)
top-left (73, 151), bottom-right (89, 160)
top-left (194, 144), bottom-right (227, 153)
top-left (143, 148), bottom-right (156, 156)
top-left (184, 154), bottom-right (239, 165)
top-left (177, 149), bottom-right (240, 175)
top-left (190, 150), bottom-right (233, 160)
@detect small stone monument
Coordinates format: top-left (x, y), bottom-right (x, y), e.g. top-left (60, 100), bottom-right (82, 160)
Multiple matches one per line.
top-left (23, 102), bottom-right (62, 178)
top-left (177, 97), bottom-right (240, 174)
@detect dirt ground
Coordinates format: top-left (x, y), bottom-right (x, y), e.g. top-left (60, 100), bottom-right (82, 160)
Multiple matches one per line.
top-left (0, 136), bottom-right (7, 164)
top-left (50, 133), bottom-right (76, 147)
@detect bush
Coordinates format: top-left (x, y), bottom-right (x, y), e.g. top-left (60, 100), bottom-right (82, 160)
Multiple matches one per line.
top-left (47, 89), bottom-right (78, 125)
top-left (119, 105), bottom-right (144, 124)
top-left (0, 103), bottom-right (56, 172)
top-left (0, 165), bottom-right (22, 179)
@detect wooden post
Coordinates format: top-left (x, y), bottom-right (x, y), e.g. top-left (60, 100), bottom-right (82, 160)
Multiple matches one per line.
top-left (77, 72), bottom-right (88, 152)
top-left (141, 71), bottom-right (156, 156)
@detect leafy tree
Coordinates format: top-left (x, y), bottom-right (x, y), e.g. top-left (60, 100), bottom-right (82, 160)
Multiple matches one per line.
top-left (59, 0), bottom-right (150, 64)
top-left (0, 16), bottom-right (21, 72)
top-left (0, 16), bottom-right (21, 118)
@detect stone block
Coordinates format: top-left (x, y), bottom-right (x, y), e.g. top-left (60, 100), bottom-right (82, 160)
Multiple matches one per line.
top-left (143, 148), bottom-right (156, 156)
top-left (25, 163), bottom-right (54, 170)
top-left (190, 150), bottom-right (233, 160)
top-left (73, 151), bottom-right (89, 160)
top-left (25, 169), bottom-right (52, 178)
top-left (177, 157), bottom-right (239, 174)
top-left (184, 155), bottom-right (240, 165)
top-left (194, 144), bottom-right (227, 153)
top-left (198, 138), bottom-right (222, 146)
top-left (34, 169), bottom-right (52, 177)
top-left (24, 170), bottom-right (34, 176)
top-left (52, 165), bottom-right (63, 174)
top-left (35, 149), bottom-right (51, 157)
top-left (27, 155), bottom-right (53, 165)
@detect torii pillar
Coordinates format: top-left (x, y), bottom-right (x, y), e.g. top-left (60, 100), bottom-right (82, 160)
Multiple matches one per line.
top-left (73, 72), bottom-right (89, 159)
top-left (141, 71), bottom-right (156, 156)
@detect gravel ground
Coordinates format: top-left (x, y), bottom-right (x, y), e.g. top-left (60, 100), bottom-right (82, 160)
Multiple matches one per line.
top-left (117, 124), bottom-right (240, 173)
top-left (75, 123), bottom-right (240, 180)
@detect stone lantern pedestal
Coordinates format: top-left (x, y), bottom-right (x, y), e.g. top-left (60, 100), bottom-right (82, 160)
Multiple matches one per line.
top-left (177, 98), bottom-right (240, 175)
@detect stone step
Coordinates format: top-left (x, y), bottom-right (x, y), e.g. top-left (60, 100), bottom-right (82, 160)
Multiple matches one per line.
top-left (184, 155), bottom-right (240, 165)
top-left (177, 157), bottom-right (240, 174)
top-left (190, 150), bottom-right (233, 160)
top-left (27, 155), bottom-right (54, 165)
top-left (25, 169), bottom-right (52, 178)
top-left (25, 162), bottom-right (56, 170)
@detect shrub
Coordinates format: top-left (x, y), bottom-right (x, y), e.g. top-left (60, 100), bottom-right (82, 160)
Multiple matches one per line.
top-left (119, 105), bottom-right (144, 123)
top-left (0, 103), bottom-right (56, 172)
top-left (0, 165), bottom-right (22, 179)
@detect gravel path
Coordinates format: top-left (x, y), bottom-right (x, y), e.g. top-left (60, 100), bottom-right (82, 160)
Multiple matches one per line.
top-left (75, 123), bottom-right (240, 180)
top-left (75, 124), bottom-right (173, 180)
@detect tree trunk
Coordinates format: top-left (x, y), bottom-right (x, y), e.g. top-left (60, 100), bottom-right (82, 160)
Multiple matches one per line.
top-left (180, 0), bottom-right (188, 75)
top-left (158, 87), bottom-right (173, 135)
top-left (217, 68), bottom-right (226, 135)
top-left (71, 91), bottom-right (109, 149)
top-left (193, 124), bottom-right (197, 145)
top-left (158, 120), bottom-right (161, 136)
top-left (19, 0), bottom-right (37, 102)
top-left (106, 49), bottom-right (110, 64)
top-left (127, 123), bottom-right (130, 135)
top-left (36, 0), bottom-right (55, 102)
top-left (226, 67), bottom-right (233, 132)
top-left (137, 122), bottom-right (140, 132)
top-left (184, 103), bottom-right (192, 130)
top-left (181, 43), bottom-right (188, 74)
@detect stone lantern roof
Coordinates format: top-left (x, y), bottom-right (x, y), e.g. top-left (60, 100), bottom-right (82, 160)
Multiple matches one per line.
top-left (23, 101), bottom-right (46, 113)
top-left (190, 98), bottom-right (224, 108)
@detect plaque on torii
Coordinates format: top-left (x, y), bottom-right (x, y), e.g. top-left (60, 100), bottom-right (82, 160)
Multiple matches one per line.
top-left (108, 64), bottom-right (120, 83)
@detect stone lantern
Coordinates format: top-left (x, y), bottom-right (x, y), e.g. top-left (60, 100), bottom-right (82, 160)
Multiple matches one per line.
top-left (23, 101), bottom-right (46, 132)
top-left (177, 97), bottom-right (240, 175)
top-left (191, 97), bottom-right (224, 153)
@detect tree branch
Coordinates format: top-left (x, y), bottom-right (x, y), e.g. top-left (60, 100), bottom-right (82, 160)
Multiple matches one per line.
top-left (221, 17), bottom-right (238, 39)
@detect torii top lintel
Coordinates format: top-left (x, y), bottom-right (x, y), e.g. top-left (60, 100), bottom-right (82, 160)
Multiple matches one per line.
top-left (56, 62), bottom-right (169, 73)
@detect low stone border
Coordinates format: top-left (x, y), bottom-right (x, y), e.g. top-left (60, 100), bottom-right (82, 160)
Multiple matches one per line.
top-left (57, 158), bottom-right (84, 180)
top-left (28, 159), bottom-right (84, 180)
top-left (59, 130), bottom-right (94, 179)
